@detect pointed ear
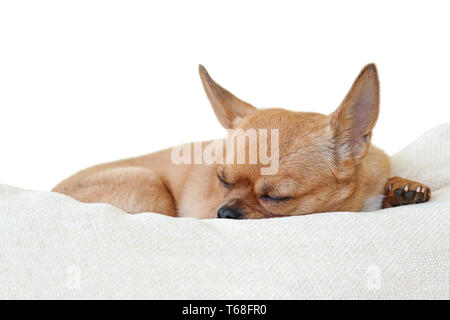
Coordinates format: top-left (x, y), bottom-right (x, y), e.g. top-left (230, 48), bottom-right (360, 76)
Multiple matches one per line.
top-left (330, 63), bottom-right (380, 163)
top-left (199, 65), bottom-right (256, 129)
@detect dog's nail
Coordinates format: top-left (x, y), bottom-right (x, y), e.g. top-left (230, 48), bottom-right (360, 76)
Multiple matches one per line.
top-left (416, 186), bottom-right (421, 193)
top-left (404, 191), bottom-right (416, 201)
top-left (403, 184), bottom-right (409, 192)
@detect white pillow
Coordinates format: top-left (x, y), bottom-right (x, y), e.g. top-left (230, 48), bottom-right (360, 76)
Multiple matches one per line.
top-left (0, 124), bottom-right (449, 299)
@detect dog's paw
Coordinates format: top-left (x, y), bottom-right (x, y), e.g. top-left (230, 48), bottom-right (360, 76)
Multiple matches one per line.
top-left (384, 177), bottom-right (431, 207)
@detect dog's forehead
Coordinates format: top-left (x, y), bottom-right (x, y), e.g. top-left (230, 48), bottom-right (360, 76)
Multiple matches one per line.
top-left (237, 109), bottom-right (332, 157)
top-left (239, 109), bottom-right (328, 142)
top-left (241, 108), bottom-right (326, 126)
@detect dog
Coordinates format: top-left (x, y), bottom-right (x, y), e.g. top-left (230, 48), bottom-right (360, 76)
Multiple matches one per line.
top-left (52, 64), bottom-right (431, 218)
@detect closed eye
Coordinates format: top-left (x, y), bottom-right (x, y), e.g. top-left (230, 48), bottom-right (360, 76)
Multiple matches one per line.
top-left (259, 195), bottom-right (292, 202)
top-left (217, 174), bottom-right (231, 189)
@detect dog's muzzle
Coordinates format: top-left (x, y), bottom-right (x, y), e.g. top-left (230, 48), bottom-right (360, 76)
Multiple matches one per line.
top-left (217, 205), bottom-right (243, 219)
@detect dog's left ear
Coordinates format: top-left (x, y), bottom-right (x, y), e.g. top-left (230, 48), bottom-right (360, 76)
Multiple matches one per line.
top-left (330, 63), bottom-right (380, 164)
top-left (199, 65), bottom-right (256, 129)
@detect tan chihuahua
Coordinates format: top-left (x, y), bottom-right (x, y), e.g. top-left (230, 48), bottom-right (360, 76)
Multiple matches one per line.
top-left (53, 64), bottom-right (430, 219)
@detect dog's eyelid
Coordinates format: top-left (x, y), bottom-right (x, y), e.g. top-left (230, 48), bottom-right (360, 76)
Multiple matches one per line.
top-left (259, 194), bottom-right (292, 202)
top-left (216, 171), bottom-right (225, 181)
top-left (217, 173), bottom-right (231, 188)
top-left (216, 169), bottom-right (227, 180)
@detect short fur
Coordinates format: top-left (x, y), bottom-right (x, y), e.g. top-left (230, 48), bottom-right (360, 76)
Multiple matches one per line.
top-left (53, 64), bottom-right (430, 218)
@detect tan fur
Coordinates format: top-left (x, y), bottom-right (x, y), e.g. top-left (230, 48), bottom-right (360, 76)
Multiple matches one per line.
top-left (53, 64), bottom-right (428, 219)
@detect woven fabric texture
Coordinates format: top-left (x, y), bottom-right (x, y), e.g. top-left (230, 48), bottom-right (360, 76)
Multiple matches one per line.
top-left (0, 124), bottom-right (449, 299)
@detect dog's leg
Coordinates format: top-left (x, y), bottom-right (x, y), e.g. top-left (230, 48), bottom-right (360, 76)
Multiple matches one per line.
top-left (53, 167), bottom-right (177, 215)
top-left (382, 176), bottom-right (431, 208)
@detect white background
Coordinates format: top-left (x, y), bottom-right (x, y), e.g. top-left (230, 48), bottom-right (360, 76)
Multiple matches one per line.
top-left (0, 0), bottom-right (449, 191)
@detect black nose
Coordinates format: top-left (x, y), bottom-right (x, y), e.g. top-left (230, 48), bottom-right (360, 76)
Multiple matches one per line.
top-left (217, 205), bottom-right (243, 219)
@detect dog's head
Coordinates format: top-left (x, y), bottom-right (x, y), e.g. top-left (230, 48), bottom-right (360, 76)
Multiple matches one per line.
top-left (199, 64), bottom-right (380, 219)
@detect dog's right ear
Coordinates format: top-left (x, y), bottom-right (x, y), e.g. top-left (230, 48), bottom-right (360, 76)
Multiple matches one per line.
top-left (199, 65), bottom-right (256, 129)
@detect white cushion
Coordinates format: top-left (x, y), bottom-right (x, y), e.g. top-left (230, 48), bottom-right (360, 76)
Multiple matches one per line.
top-left (0, 124), bottom-right (449, 299)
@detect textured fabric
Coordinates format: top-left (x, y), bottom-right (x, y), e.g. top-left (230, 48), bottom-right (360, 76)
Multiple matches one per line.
top-left (0, 124), bottom-right (449, 299)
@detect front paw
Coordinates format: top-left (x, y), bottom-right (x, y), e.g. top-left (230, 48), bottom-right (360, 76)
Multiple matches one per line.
top-left (384, 177), bottom-right (431, 207)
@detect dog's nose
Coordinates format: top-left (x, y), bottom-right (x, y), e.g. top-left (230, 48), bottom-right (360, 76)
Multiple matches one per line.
top-left (217, 205), bottom-right (243, 219)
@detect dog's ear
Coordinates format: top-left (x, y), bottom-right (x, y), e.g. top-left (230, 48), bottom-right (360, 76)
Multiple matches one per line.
top-left (199, 65), bottom-right (256, 129)
top-left (330, 63), bottom-right (380, 164)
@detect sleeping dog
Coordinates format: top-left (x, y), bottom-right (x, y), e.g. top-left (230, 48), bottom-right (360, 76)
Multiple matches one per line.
top-left (53, 64), bottom-right (431, 218)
